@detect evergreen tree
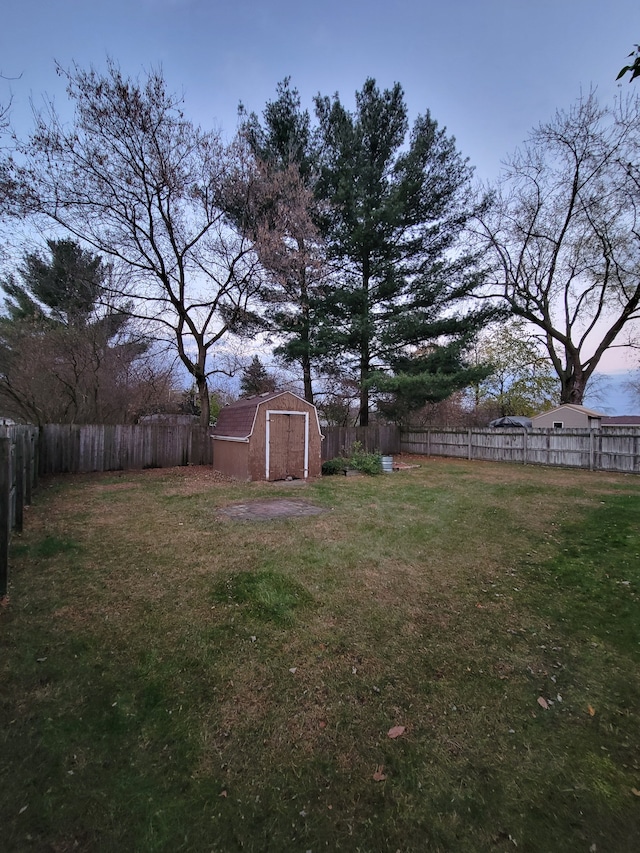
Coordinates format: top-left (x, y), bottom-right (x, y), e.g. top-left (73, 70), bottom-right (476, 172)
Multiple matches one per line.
top-left (314, 79), bottom-right (495, 426)
top-left (376, 342), bottom-right (492, 426)
top-left (0, 239), bottom-right (171, 424)
top-left (239, 355), bottom-right (277, 397)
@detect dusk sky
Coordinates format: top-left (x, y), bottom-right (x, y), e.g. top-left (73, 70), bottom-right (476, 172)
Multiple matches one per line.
top-left (2, 0), bottom-right (640, 406)
top-left (3, 1), bottom-right (638, 182)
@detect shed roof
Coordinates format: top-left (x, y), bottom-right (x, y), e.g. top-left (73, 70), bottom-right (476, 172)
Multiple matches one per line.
top-left (211, 391), bottom-right (312, 439)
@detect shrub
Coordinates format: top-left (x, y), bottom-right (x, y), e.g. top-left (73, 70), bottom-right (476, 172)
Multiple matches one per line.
top-left (322, 442), bottom-right (383, 476)
top-left (322, 457), bottom-right (348, 476)
top-left (348, 442), bottom-right (383, 475)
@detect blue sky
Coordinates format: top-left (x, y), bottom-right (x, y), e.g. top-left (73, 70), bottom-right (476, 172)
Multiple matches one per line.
top-left (2, 0), bottom-right (640, 409)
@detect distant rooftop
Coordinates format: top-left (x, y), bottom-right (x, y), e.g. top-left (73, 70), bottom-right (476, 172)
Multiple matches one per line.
top-left (601, 415), bottom-right (640, 425)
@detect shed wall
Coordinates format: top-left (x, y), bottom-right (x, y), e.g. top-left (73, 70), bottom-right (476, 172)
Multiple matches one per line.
top-left (212, 440), bottom-right (250, 480)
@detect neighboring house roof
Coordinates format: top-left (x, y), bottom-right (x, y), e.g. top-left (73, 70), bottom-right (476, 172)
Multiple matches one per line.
top-left (601, 415), bottom-right (640, 425)
top-left (211, 391), bottom-right (312, 439)
top-left (532, 404), bottom-right (606, 420)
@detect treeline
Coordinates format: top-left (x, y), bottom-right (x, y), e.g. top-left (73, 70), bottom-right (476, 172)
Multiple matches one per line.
top-left (1, 61), bottom-right (639, 427)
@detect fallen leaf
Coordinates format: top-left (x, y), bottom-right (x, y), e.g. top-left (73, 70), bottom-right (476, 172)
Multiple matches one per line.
top-left (631, 788), bottom-right (640, 797)
top-left (372, 765), bottom-right (387, 781)
top-left (319, 720), bottom-right (327, 729)
top-left (588, 704), bottom-right (596, 717)
top-left (387, 725), bottom-right (406, 739)
top-left (537, 696), bottom-right (549, 710)
top-left (219, 790), bottom-right (228, 798)
top-left (289, 667), bottom-right (297, 674)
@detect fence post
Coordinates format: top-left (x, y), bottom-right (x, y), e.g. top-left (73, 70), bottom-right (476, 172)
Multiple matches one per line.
top-left (468, 429), bottom-right (472, 461)
top-left (24, 430), bottom-right (34, 505)
top-left (0, 437), bottom-right (10, 598)
top-left (15, 433), bottom-right (24, 534)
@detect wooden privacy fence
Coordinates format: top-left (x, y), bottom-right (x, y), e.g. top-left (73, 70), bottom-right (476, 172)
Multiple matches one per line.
top-left (0, 425), bottom-right (39, 597)
top-left (15, 423), bottom-right (640, 478)
top-left (321, 425), bottom-right (400, 460)
top-left (40, 423), bottom-right (212, 474)
top-left (400, 427), bottom-right (640, 474)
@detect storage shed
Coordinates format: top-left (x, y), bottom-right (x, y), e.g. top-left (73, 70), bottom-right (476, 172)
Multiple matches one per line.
top-left (211, 391), bottom-right (323, 481)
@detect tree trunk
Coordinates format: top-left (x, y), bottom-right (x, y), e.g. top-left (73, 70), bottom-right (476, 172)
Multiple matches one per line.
top-left (359, 381), bottom-right (369, 427)
top-left (560, 370), bottom-right (587, 406)
top-left (299, 260), bottom-right (314, 404)
top-left (359, 259), bottom-right (370, 427)
top-left (302, 354), bottom-right (314, 404)
top-left (195, 371), bottom-right (210, 428)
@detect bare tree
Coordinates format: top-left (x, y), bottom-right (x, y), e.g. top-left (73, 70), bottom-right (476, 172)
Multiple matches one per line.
top-left (22, 61), bottom-right (264, 425)
top-left (627, 370), bottom-right (640, 407)
top-left (0, 316), bottom-right (178, 425)
top-left (1, 80), bottom-right (19, 255)
top-left (475, 93), bottom-right (640, 404)
top-left (240, 80), bottom-right (328, 404)
top-left (468, 320), bottom-right (558, 417)
top-left (246, 161), bottom-right (327, 403)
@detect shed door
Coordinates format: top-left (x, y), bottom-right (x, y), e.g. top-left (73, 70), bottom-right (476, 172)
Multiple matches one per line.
top-left (266, 411), bottom-right (308, 480)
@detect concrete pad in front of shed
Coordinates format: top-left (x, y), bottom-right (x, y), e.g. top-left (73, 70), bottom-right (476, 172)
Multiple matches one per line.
top-left (217, 499), bottom-right (327, 521)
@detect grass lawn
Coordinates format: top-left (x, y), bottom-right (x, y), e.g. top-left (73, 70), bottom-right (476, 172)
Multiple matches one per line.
top-left (2, 457), bottom-right (640, 852)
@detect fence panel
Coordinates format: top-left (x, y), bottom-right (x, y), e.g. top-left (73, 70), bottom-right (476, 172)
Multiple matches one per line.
top-left (321, 425), bottom-right (400, 460)
top-left (40, 423), bottom-right (212, 474)
top-left (400, 427), bottom-right (640, 473)
top-left (0, 425), bottom-right (40, 597)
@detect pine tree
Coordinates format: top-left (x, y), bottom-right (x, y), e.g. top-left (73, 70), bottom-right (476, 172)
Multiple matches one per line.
top-left (239, 356), bottom-right (277, 397)
top-left (314, 79), bottom-right (495, 426)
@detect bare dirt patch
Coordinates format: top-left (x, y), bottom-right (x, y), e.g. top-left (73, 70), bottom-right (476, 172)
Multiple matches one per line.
top-left (217, 499), bottom-right (327, 521)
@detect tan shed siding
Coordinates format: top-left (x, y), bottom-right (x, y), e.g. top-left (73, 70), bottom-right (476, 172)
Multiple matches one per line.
top-left (267, 411), bottom-right (307, 480)
top-left (249, 392), bottom-right (322, 481)
top-left (307, 414), bottom-right (322, 478)
top-left (212, 438), bottom-right (250, 480)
